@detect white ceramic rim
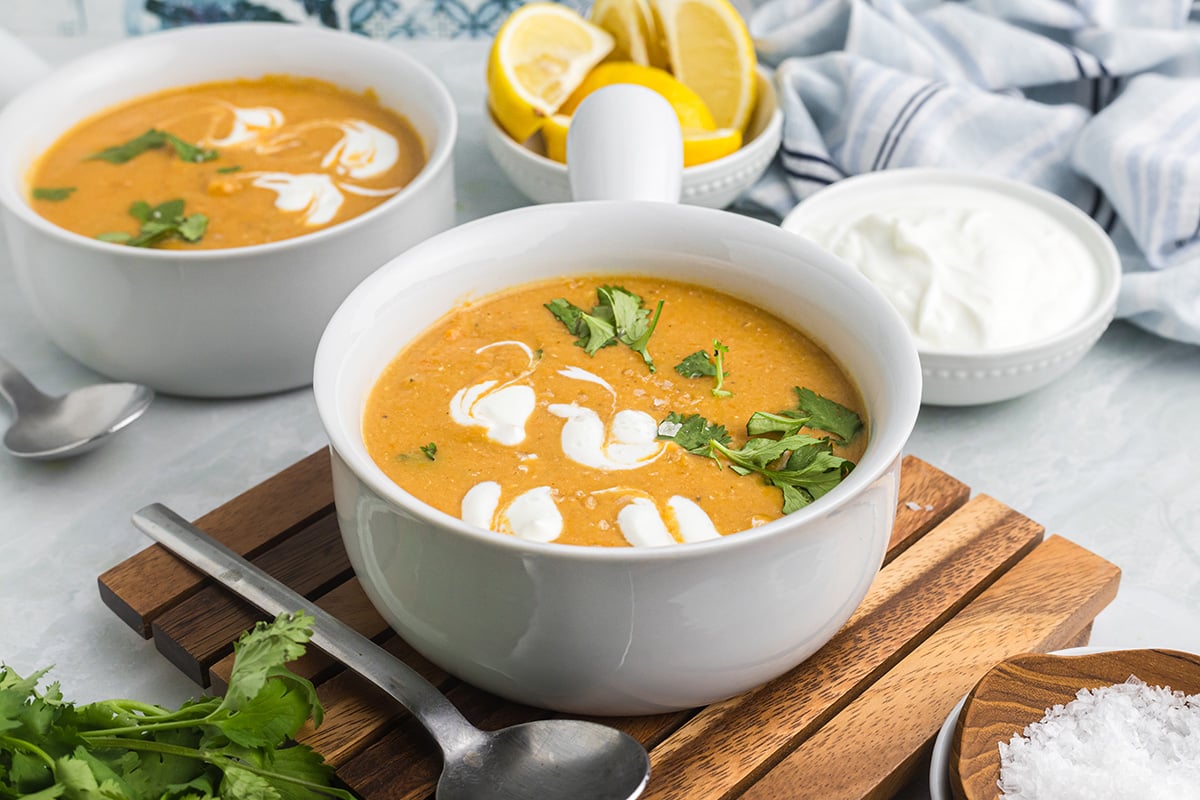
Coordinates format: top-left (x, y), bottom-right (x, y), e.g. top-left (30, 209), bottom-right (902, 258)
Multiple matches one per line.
top-left (0, 22), bottom-right (458, 262)
top-left (928, 646), bottom-right (1115, 800)
top-left (484, 65), bottom-right (783, 181)
top-left (780, 168), bottom-right (1123, 361)
top-left (314, 200), bottom-right (922, 564)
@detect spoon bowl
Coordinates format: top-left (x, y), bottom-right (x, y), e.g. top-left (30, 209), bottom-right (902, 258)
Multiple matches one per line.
top-left (438, 720), bottom-right (650, 800)
top-left (950, 648), bottom-right (1200, 800)
top-left (132, 504), bottom-right (652, 800)
top-left (1, 354), bottom-right (153, 459)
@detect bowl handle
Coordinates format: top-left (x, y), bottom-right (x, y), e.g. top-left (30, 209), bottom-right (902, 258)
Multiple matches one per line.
top-left (567, 85), bottom-right (683, 204)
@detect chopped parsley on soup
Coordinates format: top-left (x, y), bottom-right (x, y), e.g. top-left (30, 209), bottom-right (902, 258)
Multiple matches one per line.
top-left (363, 276), bottom-right (868, 548)
top-left (28, 76), bottom-right (425, 249)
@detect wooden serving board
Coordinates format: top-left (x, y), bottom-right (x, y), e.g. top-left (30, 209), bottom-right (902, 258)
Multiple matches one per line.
top-left (98, 452), bottom-right (1121, 800)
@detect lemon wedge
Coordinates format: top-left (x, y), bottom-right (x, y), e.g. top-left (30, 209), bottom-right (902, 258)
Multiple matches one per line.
top-left (683, 126), bottom-right (743, 166)
top-left (541, 114), bottom-right (572, 163)
top-left (487, 3), bottom-right (615, 143)
top-left (650, 0), bottom-right (757, 131)
top-left (589, 0), bottom-right (668, 68)
top-left (559, 61), bottom-right (716, 131)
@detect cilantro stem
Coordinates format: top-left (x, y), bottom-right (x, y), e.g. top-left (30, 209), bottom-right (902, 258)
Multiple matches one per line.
top-left (79, 713), bottom-right (214, 738)
top-left (0, 734), bottom-right (55, 771)
top-left (102, 698), bottom-right (189, 717)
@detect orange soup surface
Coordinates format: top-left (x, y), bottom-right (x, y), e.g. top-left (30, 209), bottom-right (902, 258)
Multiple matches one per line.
top-left (363, 276), bottom-right (868, 547)
top-left (29, 76), bottom-right (426, 249)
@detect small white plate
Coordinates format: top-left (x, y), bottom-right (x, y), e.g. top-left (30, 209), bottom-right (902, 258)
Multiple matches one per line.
top-left (928, 647), bottom-right (1107, 800)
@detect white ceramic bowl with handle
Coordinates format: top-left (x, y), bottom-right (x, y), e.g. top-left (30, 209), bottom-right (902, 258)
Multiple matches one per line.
top-left (314, 88), bottom-right (922, 715)
top-left (0, 23), bottom-right (457, 397)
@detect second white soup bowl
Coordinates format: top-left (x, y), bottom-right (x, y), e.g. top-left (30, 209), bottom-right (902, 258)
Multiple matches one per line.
top-left (0, 23), bottom-right (457, 397)
top-left (314, 203), bottom-right (922, 715)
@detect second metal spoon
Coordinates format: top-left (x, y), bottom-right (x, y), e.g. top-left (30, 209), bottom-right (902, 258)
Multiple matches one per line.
top-left (0, 354), bottom-right (153, 459)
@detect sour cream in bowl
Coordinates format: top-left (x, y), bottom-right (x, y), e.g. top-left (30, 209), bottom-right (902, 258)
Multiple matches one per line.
top-left (782, 169), bottom-right (1121, 406)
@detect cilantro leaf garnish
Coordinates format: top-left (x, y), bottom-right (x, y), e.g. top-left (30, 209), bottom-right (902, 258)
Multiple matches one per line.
top-left (98, 198), bottom-right (208, 248)
top-left (747, 387), bottom-right (863, 445)
top-left (674, 340), bottom-right (731, 397)
top-left (545, 298), bottom-right (616, 355)
top-left (658, 387), bottom-right (862, 514)
top-left (0, 612), bottom-right (353, 800)
top-left (420, 442), bottom-right (438, 461)
top-left (656, 412), bottom-right (732, 454)
top-left (32, 186), bottom-right (76, 201)
top-left (675, 351), bottom-right (715, 378)
top-left (88, 129), bottom-right (167, 163)
top-left (87, 128), bottom-right (218, 165)
top-left (545, 285), bottom-right (663, 371)
top-left (217, 165), bottom-right (244, 174)
top-left (164, 132), bottom-right (219, 163)
top-left (709, 435), bottom-right (853, 513)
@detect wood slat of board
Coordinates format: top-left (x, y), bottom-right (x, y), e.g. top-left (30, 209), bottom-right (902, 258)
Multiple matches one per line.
top-left (328, 456), bottom-right (977, 797)
top-left (296, 635), bottom-right (451, 767)
top-left (151, 513), bottom-right (350, 686)
top-left (639, 494), bottom-right (1043, 800)
top-left (98, 449), bottom-right (334, 636)
top-left (209, 576), bottom-right (389, 694)
top-left (887, 455), bottom-right (970, 562)
top-left (336, 681), bottom-right (554, 800)
top-left (740, 535), bottom-right (1121, 800)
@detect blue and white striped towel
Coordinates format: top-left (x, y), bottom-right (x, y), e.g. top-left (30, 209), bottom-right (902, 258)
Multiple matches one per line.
top-left (743, 0), bottom-right (1200, 345)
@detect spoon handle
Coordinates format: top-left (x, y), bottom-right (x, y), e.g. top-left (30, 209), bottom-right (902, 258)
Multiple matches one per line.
top-left (131, 502), bottom-right (486, 758)
top-left (0, 353), bottom-right (49, 413)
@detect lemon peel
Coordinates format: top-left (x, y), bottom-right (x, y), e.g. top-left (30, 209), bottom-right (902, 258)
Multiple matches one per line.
top-left (683, 127), bottom-right (743, 166)
top-left (559, 61), bottom-right (716, 132)
top-left (650, 0), bottom-right (757, 131)
top-left (487, 3), bottom-right (614, 143)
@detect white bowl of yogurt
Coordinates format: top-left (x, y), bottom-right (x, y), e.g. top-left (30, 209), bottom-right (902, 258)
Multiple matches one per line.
top-left (781, 169), bottom-right (1121, 406)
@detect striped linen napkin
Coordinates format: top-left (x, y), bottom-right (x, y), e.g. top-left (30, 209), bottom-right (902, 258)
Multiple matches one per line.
top-left (743, 0), bottom-right (1200, 345)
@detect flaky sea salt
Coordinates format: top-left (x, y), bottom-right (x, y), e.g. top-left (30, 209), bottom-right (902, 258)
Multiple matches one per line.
top-left (997, 677), bottom-right (1200, 799)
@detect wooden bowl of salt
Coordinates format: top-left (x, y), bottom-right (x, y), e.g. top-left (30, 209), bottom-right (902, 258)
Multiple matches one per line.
top-left (950, 648), bottom-right (1200, 800)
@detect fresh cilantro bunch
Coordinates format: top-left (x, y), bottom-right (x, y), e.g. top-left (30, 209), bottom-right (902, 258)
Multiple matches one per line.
top-left (545, 285), bottom-right (664, 372)
top-left (98, 199), bottom-right (208, 248)
top-left (0, 612), bottom-right (352, 800)
top-left (657, 387), bottom-right (864, 514)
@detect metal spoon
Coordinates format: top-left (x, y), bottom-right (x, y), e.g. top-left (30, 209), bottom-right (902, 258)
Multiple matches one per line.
top-left (0, 354), bottom-right (153, 459)
top-left (131, 503), bottom-right (652, 800)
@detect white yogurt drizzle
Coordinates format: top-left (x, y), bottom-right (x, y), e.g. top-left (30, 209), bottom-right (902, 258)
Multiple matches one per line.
top-left (461, 481), bottom-right (563, 543)
top-left (546, 405), bottom-right (664, 470)
top-left (320, 120), bottom-right (401, 180)
top-left (202, 105), bottom-right (404, 226)
top-left (449, 341), bottom-right (539, 445)
top-left (246, 173), bottom-right (344, 226)
top-left (204, 105), bottom-right (285, 147)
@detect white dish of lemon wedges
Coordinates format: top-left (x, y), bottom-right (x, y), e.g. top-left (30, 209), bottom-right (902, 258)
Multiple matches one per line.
top-left (483, 0), bottom-right (782, 208)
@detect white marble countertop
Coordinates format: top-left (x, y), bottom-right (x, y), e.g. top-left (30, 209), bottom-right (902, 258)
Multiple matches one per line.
top-left (2, 23), bottom-right (1199, 800)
